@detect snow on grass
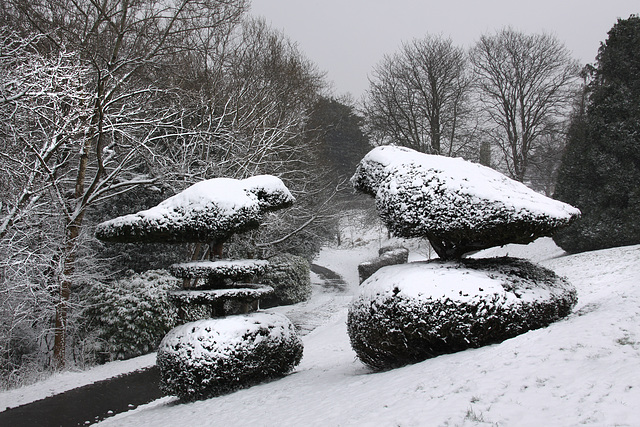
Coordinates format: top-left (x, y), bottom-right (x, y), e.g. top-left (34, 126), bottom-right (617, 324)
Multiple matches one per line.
top-left (95, 239), bottom-right (640, 427)
top-left (2, 232), bottom-right (639, 426)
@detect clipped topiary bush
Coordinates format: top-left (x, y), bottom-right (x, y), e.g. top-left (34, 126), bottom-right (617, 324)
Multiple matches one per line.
top-left (347, 258), bottom-right (577, 370)
top-left (83, 270), bottom-right (179, 363)
top-left (157, 312), bottom-right (303, 400)
top-left (259, 253), bottom-right (311, 308)
top-left (358, 247), bottom-right (409, 283)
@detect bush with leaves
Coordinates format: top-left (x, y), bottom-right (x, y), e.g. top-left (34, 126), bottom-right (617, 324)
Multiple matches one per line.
top-left (259, 253), bottom-right (311, 308)
top-left (348, 258), bottom-right (577, 370)
top-left (157, 313), bottom-right (303, 400)
top-left (82, 270), bottom-right (179, 363)
top-left (553, 15), bottom-right (640, 253)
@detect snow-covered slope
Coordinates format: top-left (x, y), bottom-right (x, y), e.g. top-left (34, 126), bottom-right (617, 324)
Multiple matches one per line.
top-left (2, 234), bottom-right (639, 426)
top-left (96, 239), bottom-right (639, 427)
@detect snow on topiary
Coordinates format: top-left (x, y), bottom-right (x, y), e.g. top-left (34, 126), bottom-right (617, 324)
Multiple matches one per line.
top-left (358, 247), bottom-right (409, 283)
top-left (95, 175), bottom-right (294, 244)
top-left (157, 312), bottom-right (303, 400)
top-left (351, 146), bottom-right (581, 259)
top-left (347, 258), bottom-right (577, 370)
top-left (258, 253), bottom-right (312, 308)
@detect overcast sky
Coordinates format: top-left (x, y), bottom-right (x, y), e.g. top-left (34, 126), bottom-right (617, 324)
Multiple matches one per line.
top-left (250, 0), bottom-right (639, 98)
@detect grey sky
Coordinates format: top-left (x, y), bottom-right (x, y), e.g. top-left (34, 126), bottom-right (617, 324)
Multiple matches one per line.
top-left (250, 0), bottom-right (639, 98)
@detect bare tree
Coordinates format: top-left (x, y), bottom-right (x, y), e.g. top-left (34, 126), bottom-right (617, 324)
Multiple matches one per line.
top-left (470, 28), bottom-right (580, 182)
top-left (363, 35), bottom-right (472, 156)
top-left (2, 0), bottom-right (249, 368)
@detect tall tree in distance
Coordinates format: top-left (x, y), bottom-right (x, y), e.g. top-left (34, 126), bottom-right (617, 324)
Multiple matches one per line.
top-left (470, 28), bottom-right (580, 182)
top-left (307, 96), bottom-right (371, 182)
top-left (553, 15), bottom-right (640, 253)
top-left (363, 35), bottom-right (472, 156)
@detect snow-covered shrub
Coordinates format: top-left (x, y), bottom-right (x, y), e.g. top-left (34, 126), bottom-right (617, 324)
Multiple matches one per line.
top-left (95, 176), bottom-right (294, 244)
top-left (351, 146), bottom-right (580, 259)
top-left (169, 284), bottom-right (274, 320)
top-left (259, 253), bottom-right (311, 308)
top-left (358, 247), bottom-right (409, 283)
top-left (347, 258), bottom-right (577, 370)
top-left (83, 270), bottom-right (179, 363)
top-left (157, 312), bottom-right (303, 400)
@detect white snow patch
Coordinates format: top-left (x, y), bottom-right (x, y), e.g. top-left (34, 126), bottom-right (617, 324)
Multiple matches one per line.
top-left (3, 235), bottom-right (639, 427)
top-left (358, 261), bottom-right (518, 304)
top-left (159, 313), bottom-right (293, 361)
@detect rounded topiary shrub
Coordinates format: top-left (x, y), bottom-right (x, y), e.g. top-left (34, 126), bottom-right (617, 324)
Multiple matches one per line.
top-left (258, 253), bottom-right (311, 308)
top-left (157, 312), bottom-right (303, 401)
top-left (83, 270), bottom-right (179, 363)
top-left (347, 258), bottom-right (577, 370)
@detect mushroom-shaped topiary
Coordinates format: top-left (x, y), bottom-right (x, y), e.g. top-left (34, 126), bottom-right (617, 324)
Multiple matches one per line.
top-left (95, 175), bottom-right (294, 245)
top-left (348, 146), bottom-right (580, 370)
top-left (348, 258), bottom-right (577, 370)
top-left (351, 146), bottom-right (580, 259)
top-left (157, 312), bottom-right (303, 400)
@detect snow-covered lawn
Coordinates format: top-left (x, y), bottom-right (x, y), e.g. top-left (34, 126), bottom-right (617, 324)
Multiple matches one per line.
top-left (3, 236), bottom-right (639, 426)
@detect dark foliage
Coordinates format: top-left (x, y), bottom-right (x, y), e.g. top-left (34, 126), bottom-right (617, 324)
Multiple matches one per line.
top-left (81, 270), bottom-right (179, 363)
top-left (554, 15), bottom-right (640, 253)
top-left (259, 253), bottom-right (312, 308)
top-left (347, 258), bottom-right (577, 371)
top-left (307, 97), bottom-right (371, 185)
top-left (358, 247), bottom-right (409, 283)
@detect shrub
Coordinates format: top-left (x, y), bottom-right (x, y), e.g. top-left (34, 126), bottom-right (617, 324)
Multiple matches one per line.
top-left (82, 270), bottom-right (179, 363)
top-left (157, 312), bottom-right (303, 400)
top-left (347, 258), bottom-right (577, 370)
top-left (358, 247), bottom-right (409, 283)
top-left (259, 254), bottom-right (311, 308)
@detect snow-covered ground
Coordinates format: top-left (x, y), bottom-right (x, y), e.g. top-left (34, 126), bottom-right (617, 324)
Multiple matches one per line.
top-left (2, 228), bottom-right (639, 426)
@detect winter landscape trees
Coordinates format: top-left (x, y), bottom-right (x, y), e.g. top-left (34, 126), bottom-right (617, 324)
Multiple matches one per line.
top-left (0, 0), bottom-right (637, 397)
top-left (0, 0), bottom-right (336, 380)
top-left (363, 30), bottom-right (580, 185)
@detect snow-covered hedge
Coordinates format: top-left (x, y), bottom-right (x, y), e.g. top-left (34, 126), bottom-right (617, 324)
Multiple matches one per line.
top-left (95, 175), bottom-right (294, 244)
top-left (351, 146), bottom-right (580, 259)
top-left (259, 253), bottom-right (312, 308)
top-left (358, 247), bottom-right (409, 283)
top-left (347, 258), bottom-right (577, 370)
top-left (83, 270), bottom-right (179, 363)
top-left (157, 312), bottom-right (303, 400)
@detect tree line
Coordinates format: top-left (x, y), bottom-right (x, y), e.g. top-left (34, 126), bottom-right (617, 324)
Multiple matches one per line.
top-left (363, 29), bottom-right (581, 193)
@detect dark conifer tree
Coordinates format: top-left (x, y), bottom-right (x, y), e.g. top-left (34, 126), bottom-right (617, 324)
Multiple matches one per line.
top-left (553, 15), bottom-right (640, 253)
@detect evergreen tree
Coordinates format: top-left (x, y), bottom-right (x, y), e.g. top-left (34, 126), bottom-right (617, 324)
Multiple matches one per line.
top-left (553, 15), bottom-right (640, 253)
top-left (307, 97), bottom-right (371, 181)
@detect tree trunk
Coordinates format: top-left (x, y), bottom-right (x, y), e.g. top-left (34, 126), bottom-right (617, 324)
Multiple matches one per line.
top-left (52, 220), bottom-right (81, 369)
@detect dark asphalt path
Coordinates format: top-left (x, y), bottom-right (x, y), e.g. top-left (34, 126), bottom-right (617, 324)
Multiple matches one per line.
top-left (0, 366), bottom-right (162, 427)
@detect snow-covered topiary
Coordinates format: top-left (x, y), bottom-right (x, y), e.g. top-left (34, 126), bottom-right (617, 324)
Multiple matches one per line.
top-left (259, 253), bottom-right (312, 308)
top-left (351, 146), bottom-right (580, 259)
top-left (358, 247), bottom-right (409, 283)
top-left (95, 175), bottom-right (294, 244)
top-left (157, 312), bottom-right (303, 400)
top-left (347, 258), bottom-right (577, 370)
top-left (83, 270), bottom-right (179, 363)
